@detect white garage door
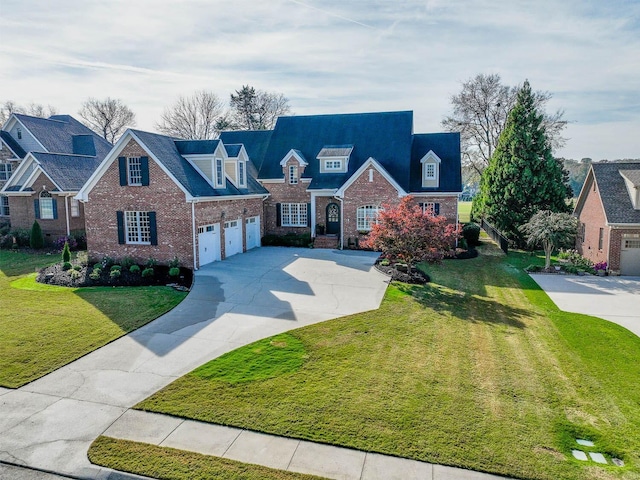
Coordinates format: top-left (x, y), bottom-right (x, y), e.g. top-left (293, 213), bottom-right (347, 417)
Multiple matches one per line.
top-left (621, 238), bottom-right (640, 275)
top-left (224, 219), bottom-right (243, 258)
top-left (245, 216), bottom-right (261, 250)
top-left (198, 223), bottom-right (221, 267)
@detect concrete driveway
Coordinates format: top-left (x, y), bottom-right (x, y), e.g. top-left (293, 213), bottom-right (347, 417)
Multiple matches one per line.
top-left (0, 247), bottom-right (388, 478)
top-left (530, 274), bottom-right (640, 337)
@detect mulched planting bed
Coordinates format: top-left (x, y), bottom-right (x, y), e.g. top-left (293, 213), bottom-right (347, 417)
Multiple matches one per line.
top-left (37, 264), bottom-right (193, 289)
top-left (375, 262), bottom-right (430, 284)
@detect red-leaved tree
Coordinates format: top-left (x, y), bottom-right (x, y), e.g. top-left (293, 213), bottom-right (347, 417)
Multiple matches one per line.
top-left (362, 196), bottom-right (460, 270)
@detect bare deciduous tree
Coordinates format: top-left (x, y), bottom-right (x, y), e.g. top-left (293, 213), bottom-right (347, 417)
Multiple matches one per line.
top-left (227, 85), bottom-right (291, 130)
top-left (79, 97), bottom-right (136, 144)
top-left (156, 90), bottom-right (225, 140)
top-left (442, 73), bottom-right (567, 176)
top-left (0, 100), bottom-right (58, 125)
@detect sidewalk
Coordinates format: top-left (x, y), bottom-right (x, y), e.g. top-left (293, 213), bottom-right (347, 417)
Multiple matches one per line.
top-left (103, 409), bottom-right (511, 480)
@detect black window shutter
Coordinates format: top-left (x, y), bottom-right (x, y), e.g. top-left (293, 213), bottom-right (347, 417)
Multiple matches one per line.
top-left (118, 157), bottom-right (127, 186)
top-left (52, 198), bottom-right (58, 219)
top-left (276, 203), bottom-right (281, 227)
top-left (116, 211), bottom-right (125, 244)
top-left (140, 156), bottom-right (150, 186)
top-left (434, 203), bottom-right (440, 215)
top-left (307, 203), bottom-right (312, 227)
top-left (34, 199), bottom-right (40, 219)
top-left (149, 211), bottom-right (158, 245)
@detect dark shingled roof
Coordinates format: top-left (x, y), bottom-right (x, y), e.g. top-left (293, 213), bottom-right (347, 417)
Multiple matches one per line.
top-left (130, 130), bottom-right (268, 198)
top-left (219, 130), bottom-right (273, 172)
top-left (1, 130), bottom-right (27, 158)
top-left (72, 135), bottom-right (96, 156)
top-left (410, 133), bottom-right (462, 192)
top-left (224, 144), bottom-right (243, 157)
top-left (174, 139), bottom-right (220, 155)
top-left (31, 153), bottom-right (102, 191)
top-left (14, 114), bottom-right (112, 161)
top-left (593, 162), bottom-right (640, 224)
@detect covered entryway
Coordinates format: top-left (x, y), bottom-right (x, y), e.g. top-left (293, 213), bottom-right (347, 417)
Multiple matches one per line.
top-left (224, 219), bottom-right (243, 258)
top-left (621, 238), bottom-right (640, 275)
top-left (198, 223), bottom-right (221, 267)
top-left (245, 216), bottom-right (261, 250)
top-left (326, 202), bottom-right (340, 235)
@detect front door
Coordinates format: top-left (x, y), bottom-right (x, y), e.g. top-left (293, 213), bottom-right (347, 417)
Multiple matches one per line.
top-left (326, 202), bottom-right (340, 235)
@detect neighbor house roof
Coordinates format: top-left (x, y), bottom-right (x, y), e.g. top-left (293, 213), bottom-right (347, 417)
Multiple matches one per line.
top-left (590, 162), bottom-right (640, 224)
top-left (130, 130), bottom-right (268, 198)
top-left (0, 130), bottom-right (26, 158)
top-left (13, 114), bottom-right (112, 160)
top-left (31, 153), bottom-right (102, 191)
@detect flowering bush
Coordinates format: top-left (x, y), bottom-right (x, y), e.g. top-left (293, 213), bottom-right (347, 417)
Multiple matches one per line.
top-left (594, 261), bottom-right (608, 271)
top-left (55, 235), bottom-right (78, 251)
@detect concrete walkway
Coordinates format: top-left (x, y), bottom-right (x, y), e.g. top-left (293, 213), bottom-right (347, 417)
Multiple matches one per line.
top-left (530, 274), bottom-right (640, 337)
top-left (103, 409), bottom-right (509, 480)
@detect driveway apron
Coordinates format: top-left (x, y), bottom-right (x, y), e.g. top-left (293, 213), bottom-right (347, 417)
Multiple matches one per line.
top-left (0, 247), bottom-right (388, 478)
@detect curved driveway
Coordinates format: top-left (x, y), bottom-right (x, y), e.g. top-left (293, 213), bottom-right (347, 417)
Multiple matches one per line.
top-left (0, 247), bottom-right (388, 478)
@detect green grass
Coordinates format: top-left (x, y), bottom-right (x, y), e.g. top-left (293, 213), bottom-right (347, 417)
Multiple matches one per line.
top-left (0, 250), bottom-right (187, 388)
top-left (136, 242), bottom-right (640, 480)
top-left (88, 437), bottom-right (326, 480)
top-left (458, 200), bottom-right (472, 223)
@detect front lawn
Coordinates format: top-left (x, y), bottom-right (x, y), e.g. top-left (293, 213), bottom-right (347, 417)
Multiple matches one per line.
top-left (135, 243), bottom-right (640, 480)
top-left (458, 200), bottom-right (472, 223)
top-left (0, 250), bottom-right (187, 388)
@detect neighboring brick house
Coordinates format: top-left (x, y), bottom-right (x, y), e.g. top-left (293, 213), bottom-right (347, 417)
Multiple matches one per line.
top-left (0, 113), bottom-right (111, 241)
top-left (76, 129), bottom-right (268, 268)
top-left (220, 111), bottom-right (461, 249)
top-left (574, 162), bottom-right (640, 275)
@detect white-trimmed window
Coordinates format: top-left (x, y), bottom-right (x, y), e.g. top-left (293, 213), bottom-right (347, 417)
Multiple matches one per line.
top-left (215, 158), bottom-right (224, 187)
top-left (125, 211), bottom-right (151, 244)
top-left (324, 159), bottom-right (342, 171)
top-left (357, 205), bottom-right (382, 231)
top-left (424, 163), bottom-right (436, 180)
top-left (39, 190), bottom-right (54, 220)
top-left (17, 127), bottom-right (22, 140)
top-left (70, 198), bottom-right (80, 217)
top-left (419, 202), bottom-right (440, 216)
top-left (0, 195), bottom-right (9, 216)
top-left (238, 161), bottom-right (246, 187)
top-left (127, 157), bottom-right (142, 185)
top-left (289, 165), bottom-right (298, 184)
top-left (0, 163), bottom-right (11, 181)
top-left (281, 203), bottom-right (307, 227)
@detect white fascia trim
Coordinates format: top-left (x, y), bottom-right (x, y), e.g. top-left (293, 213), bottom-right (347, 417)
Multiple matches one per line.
top-left (184, 156), bottom-right (218, 190)
top-left (306, 188), bottom-right (336, 195)
top-left (2, 191), bottom-right (32, 196)
top-left (608, 223), bottom-right (640, 228)
top-left (260, 178), bottom-right (285, 184)
top-left (420, 150), bottom-right (442, 164)
top-left (6, 115), bottom-right (48, 152)
top-left (0, 152), bottom-right (35, 191)
top-left (191, 193), bottom-right (268, 202)
top-left (77, 130), bottom-right (195, 202)
top-left (0, 138), bottom-right (22, 159)
top-left (335, 157), bottom-right (406, 198)
top-left (301, 178), bottom-right (311, 183)
top-left (280, 149), bottom-right (308, 167)
top-left (409, 191), bottom-right (462, 197)
top-left (573, 167), bottom-right (593, 216)
top-left (24, 164), bottom-right (64, 193)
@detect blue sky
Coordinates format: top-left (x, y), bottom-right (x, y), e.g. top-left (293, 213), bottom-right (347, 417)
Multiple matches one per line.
top-left (1, 0), bottom-right (638, 160)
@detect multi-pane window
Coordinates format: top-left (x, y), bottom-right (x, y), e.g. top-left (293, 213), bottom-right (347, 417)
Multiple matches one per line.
top-left (324, 159), bottom-right (342, 171)
top-left (0, 163), bottom-right (11, 181)
top-left (127, 157), bottom-right (142, 185)
top-left (289, 165), bottom-right (298, 184)
top-left (419, 202), bottom-right (440, 216)
top-left (356, 205), bottom-right (382, 231)
top-left (70, 198), bottom-right (80, 217)
top-left (125, 211), bottom-right (151, 244)
top-left (598, 228), bottom-right (604, 250)
top-left (281, 203), bottom-right (307, 227)
top-left (0, 195), bottom-right (9, 216)
top-left (39, 191), bottom-right (54, 219)
top-left (424, 163), bottom-right (436, 179)
top-left (239, 161), bottom-right (245, 186)
top-left (579, 223), bottom-right (586, 243)
top-left (215, 158), bottom-right (224, 187)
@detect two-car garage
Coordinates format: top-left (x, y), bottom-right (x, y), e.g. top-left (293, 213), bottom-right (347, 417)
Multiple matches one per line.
top-left (198, 216), bottom-right (261, 268)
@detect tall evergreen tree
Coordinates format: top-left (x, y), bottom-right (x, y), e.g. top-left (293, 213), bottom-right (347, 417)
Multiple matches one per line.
top-left (475, 80), bottom-right (571, 246)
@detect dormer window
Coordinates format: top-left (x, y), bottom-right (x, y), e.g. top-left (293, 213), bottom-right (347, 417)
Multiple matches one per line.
top-left (17, 128), bottom-right (22, 140)
top-left (289, 165), bottom-right (298, 184)
top-left (324, 159), bottom-right (343, 171)
top-left (238, 161), bottom-right (246, 187)
top-left (215, 158), bottom-right (224, 188)
top-left (317, 145), bottom-right (352, 174)
top-left (420, 150), bottom-right (442, 188)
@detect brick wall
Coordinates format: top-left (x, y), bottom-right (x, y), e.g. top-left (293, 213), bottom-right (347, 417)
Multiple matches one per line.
top-left (262, 156), bottom-right (311, 236)
top-left (576, 180), bottom-right (609, 266)
top-left (609, 228), bottom-right (640, 274)
top-left (84, 139), bottom-right (193, 266)
top-left (314, 196), bottom-right (334, 234)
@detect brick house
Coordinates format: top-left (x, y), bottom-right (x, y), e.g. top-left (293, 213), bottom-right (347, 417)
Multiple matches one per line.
top-left (76, 130), bottom-right (268, 268)
top-left (574, 162), bottom-right (640, 275)
top-left (221, 111), bottom-right (462, 249)
top-left (0, 113), bottom-right (111, 242)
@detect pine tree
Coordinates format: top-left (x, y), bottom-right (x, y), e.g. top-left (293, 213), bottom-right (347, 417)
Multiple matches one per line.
top-left (476, 80), bottom-right (571, 246)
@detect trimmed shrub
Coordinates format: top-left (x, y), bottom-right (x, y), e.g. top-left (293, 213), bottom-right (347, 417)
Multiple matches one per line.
top-left (168, 256), bottom-right (180, 268)
top-left (101, 256), bottom-right (115, 269)
top-left (89, 268), bottom-right (101, 280)
top-left (130, 265), bottom-right (141, 274)
top-left (76, 251), bottom-right (88, 266)
top-left (380, 258), bottom-right (390, 266)
top-left (29, 221), bottom-right (44, 249)
top-left (121, 257), bottom-right (135, 269)
top-left (62, 242), bottom-right (71, 263)
top-left (73, 265), bottom-right (82, 271)
top-left (10, 228), bottom-right (30, 247)
top-left (462, 223), bottom-right (481, 247)
top-left (110, 269), bottom-right (121, 279)
top-left (142, 267), bottom-right (154, 278)
top-left (169, 267), bottom-right (180, 277)
top-left (0, 234), bottom-right (13, 249)
top-left (0, 220), bottom-right (10, 236)
top-left (62, 262), bottom-right (72, 271)
top-left (70, 269), bottom-right (81, 280)
top-left (146, 257), bottom-right (158, 268)
top-left (110, 264), bottom-right (122, 272)
top-left (93, 262), bottom-right (102, 271)
top-left (262, 233), bottom-right (312, 247)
